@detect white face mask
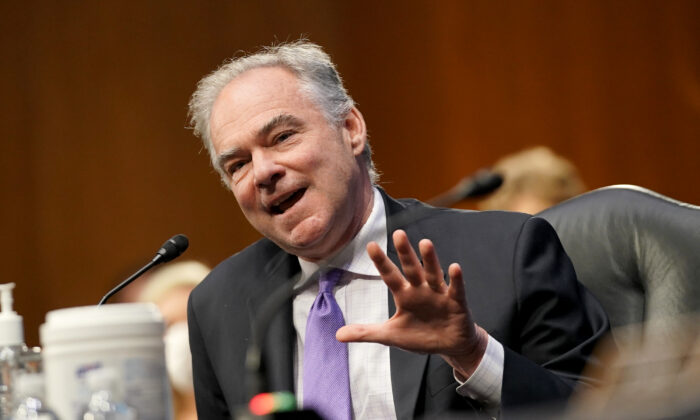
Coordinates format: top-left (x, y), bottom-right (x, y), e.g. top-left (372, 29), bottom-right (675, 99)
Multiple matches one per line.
top-left (164, 321), bottom-right (194, 394)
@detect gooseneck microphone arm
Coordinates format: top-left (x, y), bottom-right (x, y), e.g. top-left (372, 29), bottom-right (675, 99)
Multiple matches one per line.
top-left (98, 234), bottom-right (189, 306)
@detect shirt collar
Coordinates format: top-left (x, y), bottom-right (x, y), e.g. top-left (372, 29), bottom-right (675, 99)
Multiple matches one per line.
top-left (298, 187), bottom-right (387, 280)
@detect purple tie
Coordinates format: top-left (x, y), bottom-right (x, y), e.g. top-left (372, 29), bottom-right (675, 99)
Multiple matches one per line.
top-left (303, 268), bottom-right (352, 420)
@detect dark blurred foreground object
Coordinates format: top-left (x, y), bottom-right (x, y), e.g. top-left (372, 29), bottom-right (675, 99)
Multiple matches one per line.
top-left (538, 185), bottom-right (700, 345)
top-left (479, 146), bottom-right (585, 214)
top-left (427, 169), bottom-right (503, 207)
top-left (486, 318), bottom-right (700, 420)
top-left (566, 317), bottom-right (700, 420)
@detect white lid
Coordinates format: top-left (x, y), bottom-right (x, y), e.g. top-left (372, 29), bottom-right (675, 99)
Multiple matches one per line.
top-left (39, 303), bottom-right (164, 346)
top-left (0, 282), bottom-right (24, 346)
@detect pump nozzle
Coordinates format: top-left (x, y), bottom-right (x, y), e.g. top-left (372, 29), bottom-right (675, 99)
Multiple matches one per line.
top-left (0, 282), bottom-right (16, 313)
top-left (0, 282), bottom-right (24, 346)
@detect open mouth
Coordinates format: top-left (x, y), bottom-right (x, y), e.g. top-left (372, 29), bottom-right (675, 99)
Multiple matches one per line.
top-left (271, 188), bottom-right (306, 215)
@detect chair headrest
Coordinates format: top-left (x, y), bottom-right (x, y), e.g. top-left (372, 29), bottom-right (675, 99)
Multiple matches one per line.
top-left (537, 185), bottom-right (700, 331)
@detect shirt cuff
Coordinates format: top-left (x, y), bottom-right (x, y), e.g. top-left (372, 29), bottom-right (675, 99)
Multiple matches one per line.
top-left (454, 334), bottom-right (504, 407)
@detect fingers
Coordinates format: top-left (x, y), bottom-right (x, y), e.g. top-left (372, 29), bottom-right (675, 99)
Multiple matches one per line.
top-left (392, 230), bottom-right (423, 286)
top-left (369, 230), bottom-right (458, 297)
top-left (419, 239), bottom-right (446, 292)
top-left (395, 230), bottom-right (447, 291)
top-left (370, 230), bottom-right (449, 291)
top-left (447, 263), bottom-right (467, 305)
top-left (367, 241), bottom-right (405, 292)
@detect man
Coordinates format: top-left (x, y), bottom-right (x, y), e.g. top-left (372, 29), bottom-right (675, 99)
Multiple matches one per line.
top-left (187, 41), bottom-right (608, 419)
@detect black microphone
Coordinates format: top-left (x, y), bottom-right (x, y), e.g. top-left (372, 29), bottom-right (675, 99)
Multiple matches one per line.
top-left (98, 234), bottom-right (189, 306)
top-left (155, 234), bottom-right (190, 263)
top-left (459, 169), bottom-right (503, 198)
top-left (427, 169), bottom-right (503, 207)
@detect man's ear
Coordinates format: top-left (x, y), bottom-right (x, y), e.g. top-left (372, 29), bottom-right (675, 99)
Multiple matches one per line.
top-left (343, 107), bottom-right (367, 156)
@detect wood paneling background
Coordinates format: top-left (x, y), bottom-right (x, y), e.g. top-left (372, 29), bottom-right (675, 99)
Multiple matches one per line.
top-left (1, 1), bottom-right (698, 346)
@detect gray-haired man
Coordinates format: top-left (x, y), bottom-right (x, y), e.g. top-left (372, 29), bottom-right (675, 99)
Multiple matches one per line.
top-left (187, 41), bottom-right (608, 419)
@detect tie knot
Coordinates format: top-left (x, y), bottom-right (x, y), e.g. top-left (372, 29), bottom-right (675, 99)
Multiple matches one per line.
top-left (319, 268), bottom-right (344, 293)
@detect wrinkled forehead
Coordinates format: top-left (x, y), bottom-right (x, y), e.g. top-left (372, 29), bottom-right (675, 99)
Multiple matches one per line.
top-left (210, 66), bottom-right (304, 123)
top-left (209, 67), bottom-right (315, 144)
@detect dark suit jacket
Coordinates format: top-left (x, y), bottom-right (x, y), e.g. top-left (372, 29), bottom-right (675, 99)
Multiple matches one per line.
top-left (188, 191), bottom-right (609, 419)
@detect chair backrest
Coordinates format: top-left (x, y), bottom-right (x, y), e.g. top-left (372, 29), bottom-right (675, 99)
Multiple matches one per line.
top-left (537, 185), bottom-right (700, 340)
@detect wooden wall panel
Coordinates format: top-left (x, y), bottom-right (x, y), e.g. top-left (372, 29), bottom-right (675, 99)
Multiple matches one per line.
top-left (1, 1), bottom-right (698, 345)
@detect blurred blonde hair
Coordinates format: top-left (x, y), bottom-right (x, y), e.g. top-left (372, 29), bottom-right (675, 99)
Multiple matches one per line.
top-left (138, 260), bottom-right (210, 303)
top-left (479, 147), bottom-right (585, 212)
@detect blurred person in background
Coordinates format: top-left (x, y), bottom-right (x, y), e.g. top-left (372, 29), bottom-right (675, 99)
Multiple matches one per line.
top-left (138, 260), bottom-right (210, 420)
top-left (479, 146), bottom-right (586, 214)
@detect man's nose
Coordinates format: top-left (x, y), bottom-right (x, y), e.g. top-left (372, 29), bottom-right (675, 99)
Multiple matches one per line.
top-left (252, 150), bottom-right (284, 188)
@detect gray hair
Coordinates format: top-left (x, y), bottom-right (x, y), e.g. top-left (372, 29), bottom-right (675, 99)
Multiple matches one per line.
top-left (188, 40), bottom-right (378, 184)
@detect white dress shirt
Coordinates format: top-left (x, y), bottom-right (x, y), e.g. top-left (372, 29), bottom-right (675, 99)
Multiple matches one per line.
top-left (293, 188), bottom-right (504, 418)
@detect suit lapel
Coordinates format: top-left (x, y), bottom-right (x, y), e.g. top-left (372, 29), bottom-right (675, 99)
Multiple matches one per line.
top-left (382, 190), bottom-right (430, 420)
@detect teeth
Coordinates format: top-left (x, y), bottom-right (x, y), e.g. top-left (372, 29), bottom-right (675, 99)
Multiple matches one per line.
top-left (270, 189), bottom-right (304, 214)
top-left (269, 193), bottom-right (293, 214)
top-left (273, 191), bottom-right (295, 207)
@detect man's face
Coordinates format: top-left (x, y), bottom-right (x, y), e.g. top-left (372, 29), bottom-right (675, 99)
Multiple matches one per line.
top-left (209, 66), bottom-right (371, 261)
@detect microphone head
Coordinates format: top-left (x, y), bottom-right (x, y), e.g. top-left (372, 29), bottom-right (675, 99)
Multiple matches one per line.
top-left (460, 170), bottom-right (504, 199)
top-left (156, 234), bottom-right (189, 263)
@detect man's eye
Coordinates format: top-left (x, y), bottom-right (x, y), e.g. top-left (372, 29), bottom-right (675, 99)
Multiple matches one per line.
top-left (275, 131), bottom-right (294, 143)
top-left (227, 161), bottom-right (246, 175)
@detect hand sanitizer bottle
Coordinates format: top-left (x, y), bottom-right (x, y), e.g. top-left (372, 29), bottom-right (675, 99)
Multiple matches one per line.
top-left (81, 368), bottom-right (136, 420)
top-left (0, 283), bottom-right (27, 420)
top-left (10, 373), bottom-right (58, 420)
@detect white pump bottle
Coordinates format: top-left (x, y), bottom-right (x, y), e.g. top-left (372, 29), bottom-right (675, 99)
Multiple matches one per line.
top-left (0, 283), bottom-right (28, 419)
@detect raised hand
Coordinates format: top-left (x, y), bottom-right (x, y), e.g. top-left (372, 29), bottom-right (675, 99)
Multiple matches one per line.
top-left (336, 229), bottom-right (489, 378)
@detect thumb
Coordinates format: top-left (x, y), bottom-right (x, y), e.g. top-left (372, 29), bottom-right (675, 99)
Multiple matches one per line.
top-left (336, 323), bottom-right (388, 344)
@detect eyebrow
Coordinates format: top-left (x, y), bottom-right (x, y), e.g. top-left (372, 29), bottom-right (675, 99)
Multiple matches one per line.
top-left (215, 113), bottom-right (304, 172)
top-left (257, 113), bottom-right (304, 139)
top-left (216, 148), bottom-right (241, 173)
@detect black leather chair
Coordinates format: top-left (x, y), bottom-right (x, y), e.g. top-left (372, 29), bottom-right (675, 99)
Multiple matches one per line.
top-left (537, 185), bottom-right (700, 343)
